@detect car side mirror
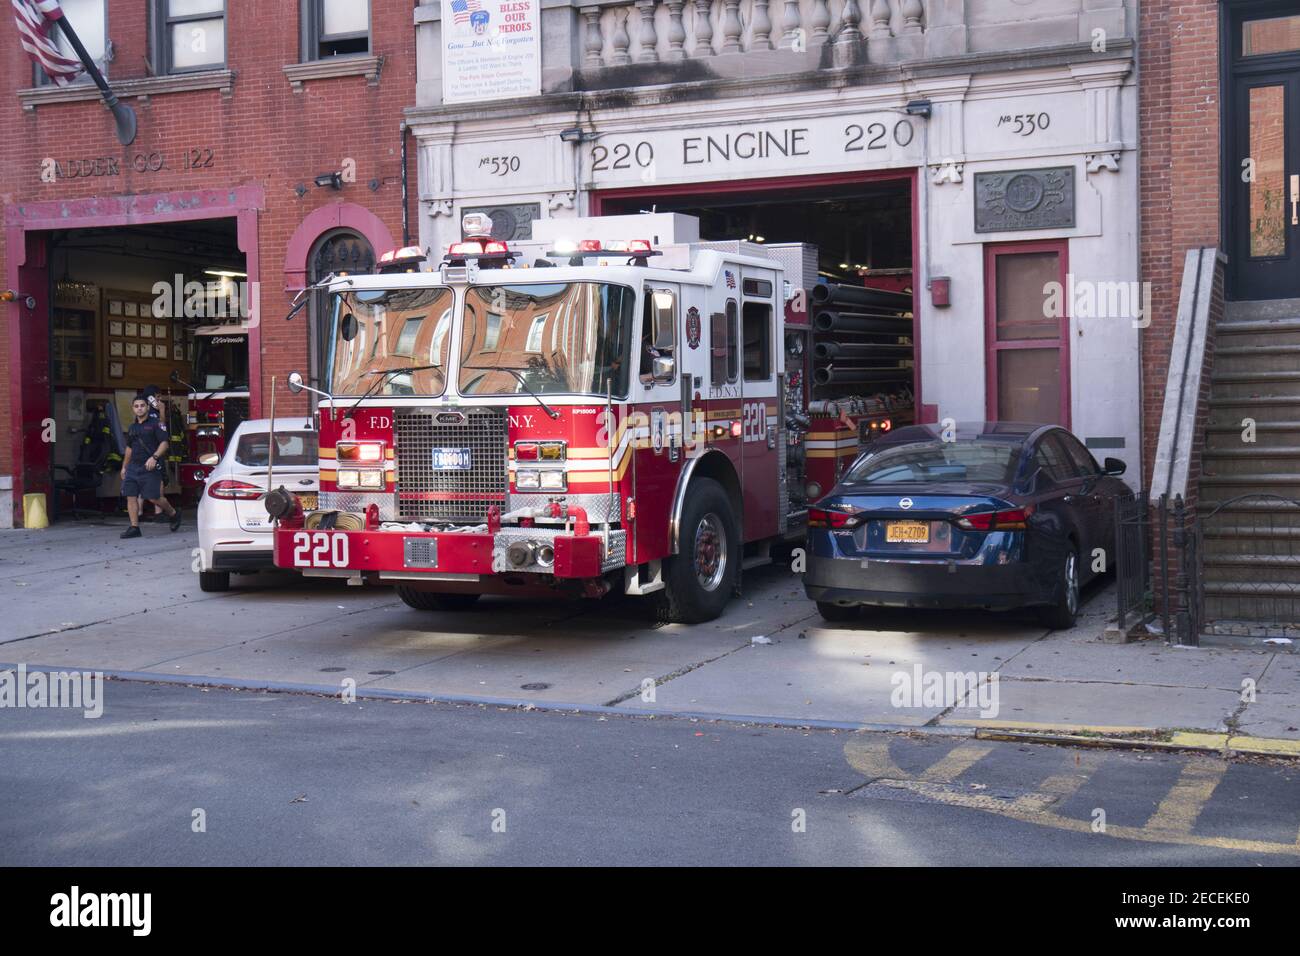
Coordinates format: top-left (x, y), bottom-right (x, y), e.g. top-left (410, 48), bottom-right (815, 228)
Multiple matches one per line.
top-left (1103, 457), bottom-right (1127, 477)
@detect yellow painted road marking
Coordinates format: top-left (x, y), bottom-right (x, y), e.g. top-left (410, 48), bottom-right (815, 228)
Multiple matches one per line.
top-left (843, 735), bottom-right (906, 780)
top-left (842, 734), bottom-right (1300, 858)
top-left (919, 743), bottom-right (995, 783)
top-left (1145, 760), bottom-right (1227, 835)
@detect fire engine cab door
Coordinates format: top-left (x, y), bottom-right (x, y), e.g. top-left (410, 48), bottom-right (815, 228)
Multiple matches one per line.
top-left (634, 281), bottom-right (688, 560)
top-left (739, 269), bottom-right (780, 542)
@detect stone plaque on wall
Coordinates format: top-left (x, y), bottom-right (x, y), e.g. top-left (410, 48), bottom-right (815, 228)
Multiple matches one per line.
top-left (974, 167), bottom-right (1075, 233)
top-left (461, 203), bottom-right (542, 241)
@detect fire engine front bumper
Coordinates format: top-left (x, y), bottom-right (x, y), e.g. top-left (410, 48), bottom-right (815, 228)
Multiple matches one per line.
top-left (273, 525), bottom-right (626, 582)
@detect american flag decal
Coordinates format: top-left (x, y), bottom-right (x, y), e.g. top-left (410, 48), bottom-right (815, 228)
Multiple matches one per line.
top-left (725, 271), bottom-right (736, 289)
top-left (11, 0), bottom-right (83, 87)
top-left (450, 0), bottom-right (483, 25)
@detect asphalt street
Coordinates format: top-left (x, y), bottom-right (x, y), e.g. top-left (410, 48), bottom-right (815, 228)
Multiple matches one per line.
top-left (2, 679), bottom-right (1298, 866)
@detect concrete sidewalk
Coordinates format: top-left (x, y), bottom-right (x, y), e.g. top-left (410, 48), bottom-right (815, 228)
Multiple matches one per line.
top-left (2, 521), bottom-right (1298, 756)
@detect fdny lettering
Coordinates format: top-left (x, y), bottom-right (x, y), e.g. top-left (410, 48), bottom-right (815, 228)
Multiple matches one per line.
top-left (509, 414), bottom-right (535, 429)
top-left (368, 416), bottom-right (391, 429)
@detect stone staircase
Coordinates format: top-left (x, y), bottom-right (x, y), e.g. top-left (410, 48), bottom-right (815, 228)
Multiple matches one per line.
top-left (1200, 299), bottom-right (1300, 627)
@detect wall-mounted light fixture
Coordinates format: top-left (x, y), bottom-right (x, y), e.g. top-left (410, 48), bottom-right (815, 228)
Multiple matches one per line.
top-left (904, 99), bottom-right (932, 118)
top-left (314, 172), bottom-right (343, 190)
top-left (559, 127), bottom-right (587, 144)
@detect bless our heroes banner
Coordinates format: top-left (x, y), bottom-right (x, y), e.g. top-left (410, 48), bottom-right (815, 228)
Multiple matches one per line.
top-left (441, 0), bottom-right (541, 104)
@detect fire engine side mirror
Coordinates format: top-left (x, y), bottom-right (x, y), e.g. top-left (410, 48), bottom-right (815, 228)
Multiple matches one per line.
top-left (650, 354), bottom-right (675, 383)
top-left (287, 371), bottom-right (306, 395)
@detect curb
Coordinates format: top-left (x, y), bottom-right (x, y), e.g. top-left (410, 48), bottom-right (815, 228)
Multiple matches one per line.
top-left (0, 661), bottom-right (976, 737)
top-left (6, 662), bottom-right (1300, 758)
top-left (961, 721), bottom-right (1300, 759)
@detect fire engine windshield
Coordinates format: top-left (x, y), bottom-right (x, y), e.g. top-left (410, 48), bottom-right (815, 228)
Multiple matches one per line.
top-left (458, 283), bottom-right (636, 398)
top-left (194, 334), bottom-right (250, 392)
top-left (327, 287), bottom-right (455, 397)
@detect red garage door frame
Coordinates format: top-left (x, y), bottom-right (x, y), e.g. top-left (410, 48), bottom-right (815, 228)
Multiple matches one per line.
top-left (3, 186), bottom-right (265, 523)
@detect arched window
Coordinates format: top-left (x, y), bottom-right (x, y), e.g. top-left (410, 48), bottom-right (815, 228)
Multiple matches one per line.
top-left (308, 230), bottom-right (374, 396)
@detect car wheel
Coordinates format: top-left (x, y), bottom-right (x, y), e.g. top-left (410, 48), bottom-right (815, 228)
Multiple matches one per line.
top-left (816, 601), bottom-right (860, 623)
top-left (396, 586), bottom-right (481, 612)
top-left (1037, 545), bottom-right (1080, 629)
top-left (199, 570), bottom-right (230, 593)
top-left (663, 478), bottom-right (738, 624)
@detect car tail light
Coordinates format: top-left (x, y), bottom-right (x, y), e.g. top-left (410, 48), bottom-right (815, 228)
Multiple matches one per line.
top-left (955, 505), bottom-right (1035, 532)
top-left (808, 507), bottom-right (861, 529)
top-left (336, 441), bottom-right (383, 462)
top-left (208, 479), bottom-right (263, 500)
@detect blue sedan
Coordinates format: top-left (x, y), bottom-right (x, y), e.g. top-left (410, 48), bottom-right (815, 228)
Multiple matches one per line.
top-left (803, 422), bottom-right (1130, 628)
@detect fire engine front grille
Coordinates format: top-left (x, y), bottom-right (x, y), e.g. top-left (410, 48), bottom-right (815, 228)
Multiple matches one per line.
top-left (394, 408), bottom-right (508, 521)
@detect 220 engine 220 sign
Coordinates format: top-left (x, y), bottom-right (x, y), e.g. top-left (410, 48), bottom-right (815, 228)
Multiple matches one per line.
top-left (588, 113), bottom-right (922, 188)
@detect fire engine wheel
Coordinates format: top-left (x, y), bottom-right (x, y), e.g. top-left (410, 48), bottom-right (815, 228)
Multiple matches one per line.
top-left (395, 587), bottom-right (481, 612)
top-left (664, 478), bottom-right (738, 625)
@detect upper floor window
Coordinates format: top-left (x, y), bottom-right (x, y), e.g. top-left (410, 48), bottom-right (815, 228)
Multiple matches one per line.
top-left (35, 0), bottom-right (106, 86)
top-left (156, 0), bottom-right (226, 74)
top-left (303, 0), bottom-right (370, 60)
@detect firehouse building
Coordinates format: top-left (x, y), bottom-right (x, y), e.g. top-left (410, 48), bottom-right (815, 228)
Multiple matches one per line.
top-left (407, 0), bottom-right (1142, 479)
top-left (1, 0), bottom-right (415, 527)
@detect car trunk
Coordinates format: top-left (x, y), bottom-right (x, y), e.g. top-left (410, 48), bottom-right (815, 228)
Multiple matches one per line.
top-left (827, 485), bottom-right (1016, 560)
top-left (231, 468), bottom-right (318, 534)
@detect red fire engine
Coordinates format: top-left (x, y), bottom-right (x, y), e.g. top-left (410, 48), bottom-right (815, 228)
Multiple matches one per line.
top-left (269, 214), bottom-right (913, 623)
top-left (172, 321), bottom-right (253, 492)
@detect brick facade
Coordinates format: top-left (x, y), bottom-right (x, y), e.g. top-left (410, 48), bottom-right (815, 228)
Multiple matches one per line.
top-left (1, 1), bottom-right (416, 519)
top-left (1138, 0), bottom-right (1223, 489)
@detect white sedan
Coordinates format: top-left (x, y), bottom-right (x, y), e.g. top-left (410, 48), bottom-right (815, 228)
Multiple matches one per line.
top-left (196, 418), bottom-right (319, 592)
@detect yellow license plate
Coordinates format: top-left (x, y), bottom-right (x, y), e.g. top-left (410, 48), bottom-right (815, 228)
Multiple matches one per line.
top-left (886, 520), bottom-right (930, 543)
top-left (299, 493), bottom-right (318, 510)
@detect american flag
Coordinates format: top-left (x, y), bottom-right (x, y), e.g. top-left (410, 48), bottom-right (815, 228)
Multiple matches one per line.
top-left (11, 0), bottom-right (83, 86)
top-left (725, 271), bottom-right (736, 289)
top-left (450, 0), bottom-right (482, 25)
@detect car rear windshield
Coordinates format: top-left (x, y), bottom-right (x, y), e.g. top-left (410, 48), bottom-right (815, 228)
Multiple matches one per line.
top-left (234, 431), bottom-right (318, 468)
top-left (843, 440), bottom-right (1020, 485)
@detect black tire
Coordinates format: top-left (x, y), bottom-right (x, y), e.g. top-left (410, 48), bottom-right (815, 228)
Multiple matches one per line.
top-left (663, 478), bottom-right (739, 624)
top-left (396, 586), bottom-right (481, 612)
top-left (1037, 544), bottom-right (1081, 629)
top-left (816, 601), bottom-right (860, 623)
top-left (199, 570), bottom-right (230, 593)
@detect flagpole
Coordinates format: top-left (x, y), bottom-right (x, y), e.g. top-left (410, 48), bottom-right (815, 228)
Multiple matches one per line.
top-left (49, 14), bottom-right (137, 146)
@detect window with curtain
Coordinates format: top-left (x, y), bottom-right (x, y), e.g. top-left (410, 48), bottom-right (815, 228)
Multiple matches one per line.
top-left (156, 0), bottom-right (226, 73)
top-left (303, 0), bottom-right (370, 60)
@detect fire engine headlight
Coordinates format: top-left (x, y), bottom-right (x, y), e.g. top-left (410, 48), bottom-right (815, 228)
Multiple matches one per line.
top-left (337, 469), bottom-right (361, 489)
top-left (538, 470), bottom-right (566, 491)
top-left (515, 470), bottom-right (540, 490)
top-left (358, 469), bottom-right (385, 489)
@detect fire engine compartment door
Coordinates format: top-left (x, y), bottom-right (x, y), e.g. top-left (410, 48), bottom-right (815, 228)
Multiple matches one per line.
top-left (739, 268), bottom-right (780, 542)
top-left (632, 281), bottom-right (688, 561)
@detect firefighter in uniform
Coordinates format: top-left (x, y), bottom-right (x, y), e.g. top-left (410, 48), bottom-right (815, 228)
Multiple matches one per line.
top-left (120, 395), bottom-right (182, 539)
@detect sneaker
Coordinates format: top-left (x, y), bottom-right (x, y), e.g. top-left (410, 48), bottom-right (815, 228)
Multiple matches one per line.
top-left (120, 526), bottom-right (142, 539)
top-left (170, 509), bottom-right (183, 532)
